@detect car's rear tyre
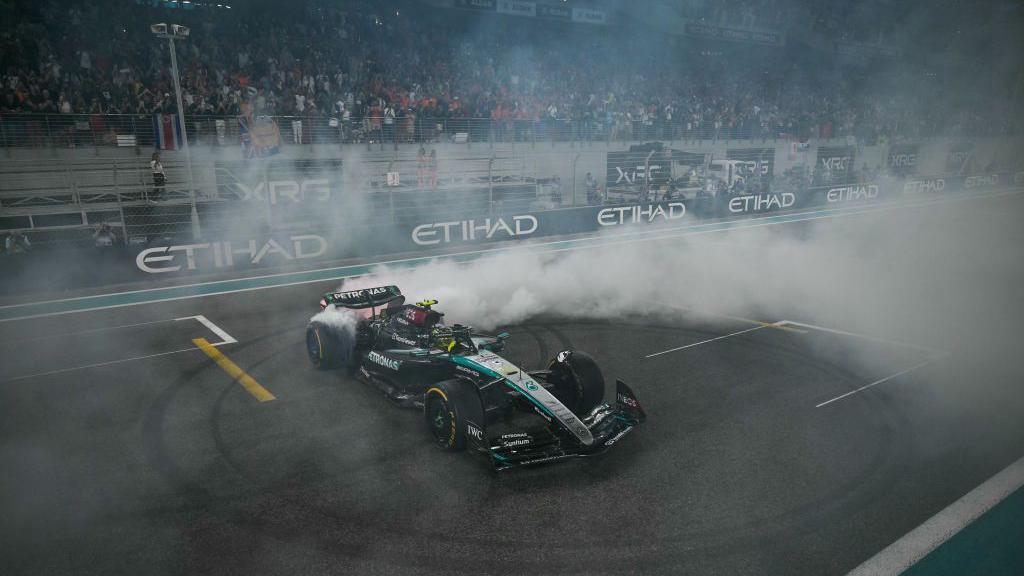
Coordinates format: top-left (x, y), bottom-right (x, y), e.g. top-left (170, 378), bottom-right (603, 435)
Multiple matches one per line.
top-left (547, 350), bottom-right (605, 416)
top-left (306, 320), bottom-right (356, 370)
top-left (424, 379), bottom-right (485, 452)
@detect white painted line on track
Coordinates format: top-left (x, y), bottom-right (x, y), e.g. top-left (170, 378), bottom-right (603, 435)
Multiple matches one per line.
top-left (645, 325), bottom-right (768, 358)
top-left (179, 315), bottom-right (237, 344)
top-left (2, 345), bottom-right (202, 382)
top-left (846, 454), bottom-right (1024, 576)
top-left (1, 316), bottom-right (237, 382)
top-left (815, 355), bottom-right (943, 408)
top-left (652, 300), bottom-right (806, 332)
top-left (0, 317), bottom-right (183, 347)
top-left (776, 320), bottom-right (945, 356)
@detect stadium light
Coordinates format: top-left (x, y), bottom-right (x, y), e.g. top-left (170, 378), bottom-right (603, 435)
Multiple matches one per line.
top-left (151, 22), bottom-right (200, 239)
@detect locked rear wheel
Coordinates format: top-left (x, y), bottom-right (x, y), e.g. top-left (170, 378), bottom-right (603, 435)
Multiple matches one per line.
top-left (306, 321), bottom-right (356, 370)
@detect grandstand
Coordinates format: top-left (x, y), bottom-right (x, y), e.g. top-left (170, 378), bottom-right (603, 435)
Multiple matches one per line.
top-left (1, 0), bottom-right (1021, 251)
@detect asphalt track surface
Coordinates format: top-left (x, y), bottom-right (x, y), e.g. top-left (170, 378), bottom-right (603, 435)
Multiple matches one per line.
top-left (2, 196), bottom-right (1024, 575)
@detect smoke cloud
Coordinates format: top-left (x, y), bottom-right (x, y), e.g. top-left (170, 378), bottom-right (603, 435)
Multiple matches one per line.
top-left (310, 302), bottom-right (360, 337)
top-left (338, 193), bottom-right (1024, 369)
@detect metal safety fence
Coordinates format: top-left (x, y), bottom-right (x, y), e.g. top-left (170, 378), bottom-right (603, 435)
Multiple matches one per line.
top-left (0, 150), bottom-right (565, 249)
top-left (0, 113), bottom-right (827, 150)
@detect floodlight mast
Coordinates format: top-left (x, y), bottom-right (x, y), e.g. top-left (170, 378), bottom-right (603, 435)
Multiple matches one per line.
top-left (151, 23), bottom-right (200, 239)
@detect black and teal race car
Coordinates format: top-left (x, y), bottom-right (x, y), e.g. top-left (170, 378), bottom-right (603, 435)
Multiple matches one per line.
top-left (305, 285), bottom-right (646, 470)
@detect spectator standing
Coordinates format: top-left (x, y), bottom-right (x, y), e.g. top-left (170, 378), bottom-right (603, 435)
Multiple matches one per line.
top-left (417, 145), bottom-right (427, 188)
top-left (428, 148), bottom-right (438, 189)
top-left (293, 91), bottom-right (306, 143)
top-left (550, 176), bottom-right (562, 207)
top-left (93, 223), bottom-right (117, 247)
top-left (585, 172), bottom-right (599, 205)
top-left (150, 152), bottom-right (166, 199)
top-left (4, 231), bottom-right (31, 254)
top-left (383, 103), bottom-right (395, 142)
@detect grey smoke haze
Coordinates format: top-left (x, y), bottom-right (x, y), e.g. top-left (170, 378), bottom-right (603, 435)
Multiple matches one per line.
top-left (338, 193), bottom-right (1024, 370)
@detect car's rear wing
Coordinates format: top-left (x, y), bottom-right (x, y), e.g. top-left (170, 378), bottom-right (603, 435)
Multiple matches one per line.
top-left (322, 285), bottom-right (405, 310)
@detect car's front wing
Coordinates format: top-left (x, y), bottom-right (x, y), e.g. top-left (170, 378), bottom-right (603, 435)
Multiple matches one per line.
top-left (487, 380), bottom-right (646, 470)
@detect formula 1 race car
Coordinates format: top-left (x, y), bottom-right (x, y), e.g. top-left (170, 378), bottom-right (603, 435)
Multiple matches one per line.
top-left (305, 285), bottom-right (645, 470)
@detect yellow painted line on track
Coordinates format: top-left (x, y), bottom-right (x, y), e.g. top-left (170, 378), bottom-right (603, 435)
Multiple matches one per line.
top-left (192, 337), bottom-right (276, 402)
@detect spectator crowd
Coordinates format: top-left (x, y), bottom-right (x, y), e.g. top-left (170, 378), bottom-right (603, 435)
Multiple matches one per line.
top-left (0, 0), bottom-right (1018, 144)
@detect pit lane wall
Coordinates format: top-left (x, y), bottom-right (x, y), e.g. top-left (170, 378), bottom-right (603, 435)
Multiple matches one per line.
top-left (3, 168), bottom-right (1021, 296)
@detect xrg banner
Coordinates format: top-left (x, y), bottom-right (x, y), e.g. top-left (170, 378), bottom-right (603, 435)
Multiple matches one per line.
top-left (726, 148), bottom-right (775, 178)
top-left (816, 146), bottom-right (856, 185)
top-left (606, 145), bottom-right (677, 194)
top-left (214, 159), bottom-right (344, 229)
top-left (215, 159), bottom-right (343, 205)
top-left (945, 143), bottom-right (974, 175)
top-left (887, 144), bottom-right (918, 176)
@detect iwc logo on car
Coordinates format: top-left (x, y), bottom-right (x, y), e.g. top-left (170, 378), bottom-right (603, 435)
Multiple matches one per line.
top-left (466, 422), bottom-right (484, 441)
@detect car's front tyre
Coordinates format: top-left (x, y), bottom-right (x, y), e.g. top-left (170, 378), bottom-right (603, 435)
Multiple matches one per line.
top-left (424, 379), bottom-right (485, 452)
top-left (547, 350), bottom-right (605, 417)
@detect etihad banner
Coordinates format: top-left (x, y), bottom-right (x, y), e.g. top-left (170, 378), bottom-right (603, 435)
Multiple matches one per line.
top-left (454, 0), bottom-right (496, 10)
top-left (410, 201), bottom-right (689, 247)
top-left (536, 3), bottom-right (570, 20)
top-left (726, 192), bottom-right (796, 214)
top-left (136, 234), bottom-right (329, 274)
top-left (823, 183), bottom-right (882, 204)
top-left (497, 0), bottom-right (535, 17)
top-left (571, 7), bottom-right (606, 24)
